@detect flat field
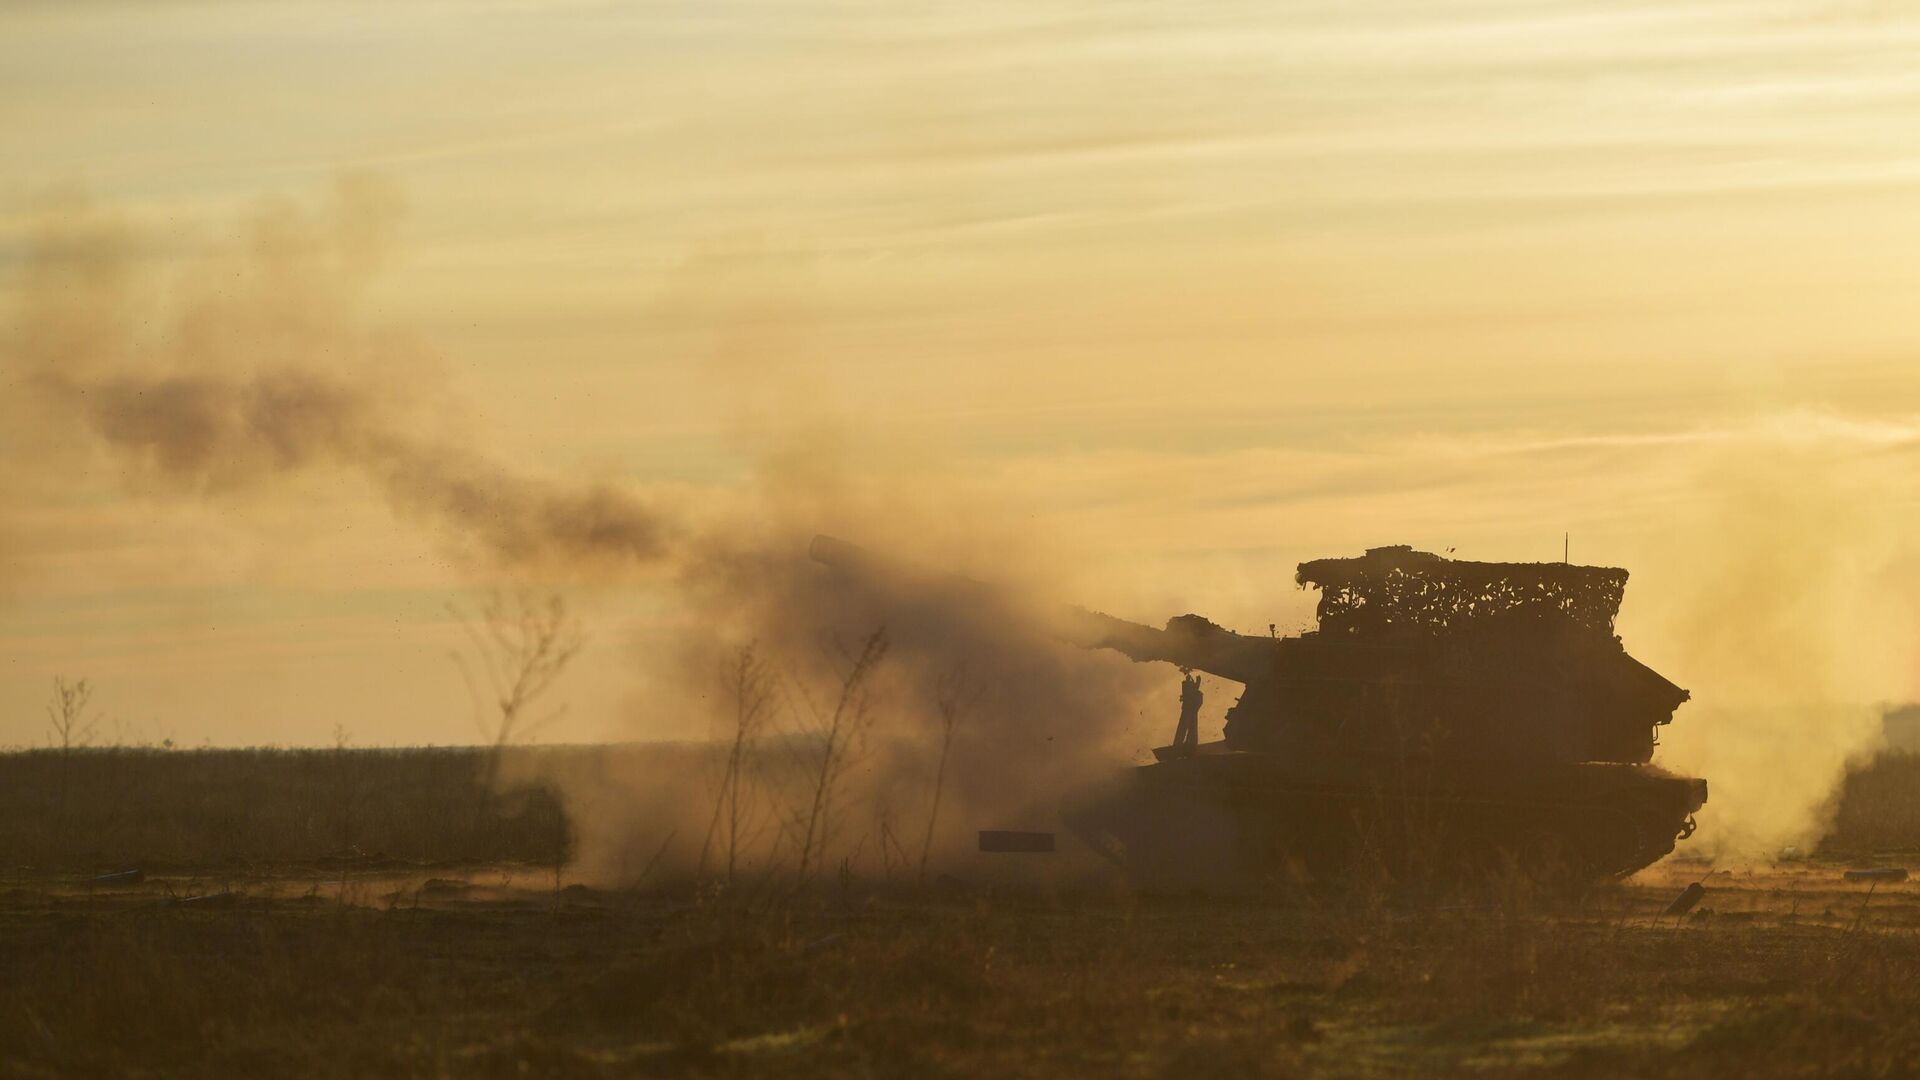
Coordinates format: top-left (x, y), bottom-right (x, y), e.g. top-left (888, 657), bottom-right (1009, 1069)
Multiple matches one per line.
top-left (6, 748), bottom-right (1920, 1078)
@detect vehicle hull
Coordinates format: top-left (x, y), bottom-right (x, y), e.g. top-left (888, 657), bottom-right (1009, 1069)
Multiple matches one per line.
top-left (1062, 751), bottom-right (1707, 888)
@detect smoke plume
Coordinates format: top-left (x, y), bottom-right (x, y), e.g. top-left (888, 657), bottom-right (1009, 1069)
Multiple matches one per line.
top-left (4, 183), bottom-right (1162, 883)
top-left (1637, 415), bottom-right (1920, 861)
top-left (10, 186), bottom-right (676, 578)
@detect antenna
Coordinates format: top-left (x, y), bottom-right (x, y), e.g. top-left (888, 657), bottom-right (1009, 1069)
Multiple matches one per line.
top-left (1564, 532), bottom-right (1569, 564)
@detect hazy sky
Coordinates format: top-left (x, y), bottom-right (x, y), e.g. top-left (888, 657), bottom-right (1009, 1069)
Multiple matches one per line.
top-left (5, 0), bottom-right (1920, 749)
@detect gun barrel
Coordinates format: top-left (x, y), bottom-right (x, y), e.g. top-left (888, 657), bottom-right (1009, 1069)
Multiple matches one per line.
top-left (1061, 608), bottom-right (1270, 684)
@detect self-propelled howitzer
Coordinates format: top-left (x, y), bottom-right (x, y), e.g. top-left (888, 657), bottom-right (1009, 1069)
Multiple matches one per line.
top-left (811, 536), bottom-right (1708, 884)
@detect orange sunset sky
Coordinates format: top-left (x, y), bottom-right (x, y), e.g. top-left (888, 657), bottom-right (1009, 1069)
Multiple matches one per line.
top-left (4, 1), bottom-right (1920, 757)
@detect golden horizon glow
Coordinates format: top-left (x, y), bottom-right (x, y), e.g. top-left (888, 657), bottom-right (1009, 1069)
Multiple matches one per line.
top-left (6, 0), bottom-right (1920, 758)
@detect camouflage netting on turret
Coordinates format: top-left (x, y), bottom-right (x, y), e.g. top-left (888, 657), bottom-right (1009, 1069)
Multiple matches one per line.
top-left (1296, 545), bottom-right (1628, 638)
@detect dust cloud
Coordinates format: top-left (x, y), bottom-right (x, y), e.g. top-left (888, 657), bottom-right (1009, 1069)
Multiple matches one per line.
top-left (538, 531), bottom-right (1164, 885)
top-left (4, 183), bottom-right (1165, 883)
top-left (1639, 416), bottom-right (1920, 861)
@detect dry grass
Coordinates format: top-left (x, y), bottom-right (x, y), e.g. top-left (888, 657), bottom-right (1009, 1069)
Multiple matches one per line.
top-left (6, 877), bottom-right (1920, 1078)
top-left (0, 745), bottom-right (569, 872)
top-left (8, 747), bottom-right (1920, 1077)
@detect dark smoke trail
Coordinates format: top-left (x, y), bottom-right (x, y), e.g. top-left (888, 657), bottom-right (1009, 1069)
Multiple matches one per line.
top-left (14, 193), bottom-right (677, 577)
top-left (6, 183), bottom-right (1160, 884)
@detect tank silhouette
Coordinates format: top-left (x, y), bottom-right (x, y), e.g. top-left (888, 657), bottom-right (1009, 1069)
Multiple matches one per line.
top-left (810, 537), bottom-right (1707, 885)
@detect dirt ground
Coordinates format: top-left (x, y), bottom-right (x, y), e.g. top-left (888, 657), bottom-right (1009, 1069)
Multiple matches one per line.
top-left (6, 856), bottom-right (1920, 1078)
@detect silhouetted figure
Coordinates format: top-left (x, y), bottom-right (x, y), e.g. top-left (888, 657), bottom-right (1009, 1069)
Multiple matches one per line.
top-left (1173, 670), bottom-right (1203, 753)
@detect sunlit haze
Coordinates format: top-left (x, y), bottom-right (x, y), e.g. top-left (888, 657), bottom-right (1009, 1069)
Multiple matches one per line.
top-left (6, 0), bottom-right (1920, 752)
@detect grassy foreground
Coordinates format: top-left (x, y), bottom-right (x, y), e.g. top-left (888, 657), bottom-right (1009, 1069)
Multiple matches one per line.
top-left (5, 746), bottom-right (1920, 1077)
top-left (5, 869), bottom-right (1920, 1078)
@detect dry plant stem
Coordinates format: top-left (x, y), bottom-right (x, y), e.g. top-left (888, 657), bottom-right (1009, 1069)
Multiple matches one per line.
top-left (920, 662), bottom-right (979, 884)
top-left (699, 644), bottom-right (776, 885)
top-left (794, 629), bottom-right (890, 883)
top-left (450, 590), bottom-right (583, 824)
top-left (46, 675), bottom-right (95, 819)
